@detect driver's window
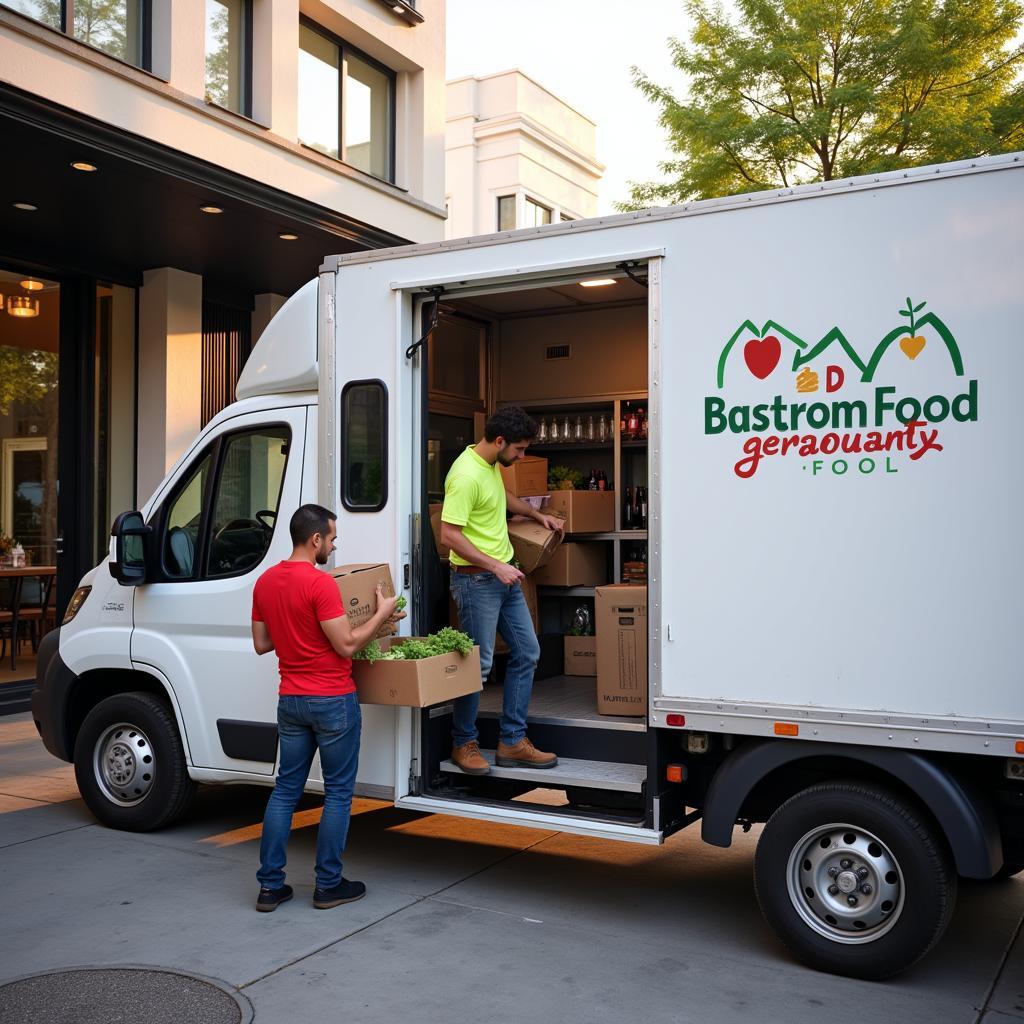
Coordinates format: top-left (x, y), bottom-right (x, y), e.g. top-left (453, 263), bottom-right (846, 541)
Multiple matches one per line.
top-left (163, 453), bottom-right (213, 579)
top-left (205, 428), bottom-right (290, 578)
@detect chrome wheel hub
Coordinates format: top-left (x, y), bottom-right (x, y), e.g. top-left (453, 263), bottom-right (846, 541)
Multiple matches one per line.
top-left (94, 722), bottom-right (155, 807)
top-left (787, 822), bottom-right (904, 944)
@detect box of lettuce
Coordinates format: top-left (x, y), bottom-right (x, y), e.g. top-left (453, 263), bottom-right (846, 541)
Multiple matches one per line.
top-left (352, 628), bottom-right (482, 707)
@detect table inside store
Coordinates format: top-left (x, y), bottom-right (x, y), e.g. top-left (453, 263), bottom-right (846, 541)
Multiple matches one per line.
top-left (0, 566), bottom-right (57, 671)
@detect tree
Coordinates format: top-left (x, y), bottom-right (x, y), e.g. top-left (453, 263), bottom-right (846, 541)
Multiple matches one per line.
top-left (622, 0), bottom-right (1024, 207)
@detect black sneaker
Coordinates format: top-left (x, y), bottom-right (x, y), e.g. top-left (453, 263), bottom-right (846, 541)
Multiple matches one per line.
top-left (313, 878), bottom-right (367, 909)
top-left (256, 884), bottom-right (293, 912)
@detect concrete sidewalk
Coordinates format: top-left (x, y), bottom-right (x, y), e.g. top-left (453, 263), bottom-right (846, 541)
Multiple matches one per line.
top-left (2, 711), bottom-right (1022, 1024)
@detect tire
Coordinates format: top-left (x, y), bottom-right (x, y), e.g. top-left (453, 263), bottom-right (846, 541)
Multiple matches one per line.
top-left (74, 692), bottom-right (196, 832)
top-left (754, 781), bottom-right (956, 980)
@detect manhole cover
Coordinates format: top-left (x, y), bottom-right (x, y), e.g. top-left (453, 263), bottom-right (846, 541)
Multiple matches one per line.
top-left (0, 967), bottom-right (252, 1024)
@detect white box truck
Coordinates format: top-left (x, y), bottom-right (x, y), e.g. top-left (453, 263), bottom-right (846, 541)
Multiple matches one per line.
top-left (32, 152), bottom-right (1024, 979)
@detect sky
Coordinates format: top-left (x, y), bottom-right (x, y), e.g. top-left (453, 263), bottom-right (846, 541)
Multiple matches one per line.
top-left (445, 0), bottom-right (694, 214)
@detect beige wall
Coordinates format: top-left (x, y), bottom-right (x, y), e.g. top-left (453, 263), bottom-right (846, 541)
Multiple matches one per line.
top-left (445, 71), bottom-right (604, 240)
top-left (0, 2), bottom-right (446, 240)
top-left (496, 305), bottom-right (647, 403)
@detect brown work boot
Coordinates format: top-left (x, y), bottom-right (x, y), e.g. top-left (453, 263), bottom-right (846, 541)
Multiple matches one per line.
top-left (495, 736), bottom-right (558, 769)
top-left (452, 740), bottom-right (490, 775)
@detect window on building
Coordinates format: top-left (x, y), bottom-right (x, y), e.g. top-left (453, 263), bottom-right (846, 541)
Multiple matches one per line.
top-left (3, 0), bottom-right (150, 68)
top-left (525, 198), bottom-right (552, 227)
top-left (205, 0), bottom-right (251, 116)
top-left (497, 195), bottom-right (516, 231)
top-left (298, 21), bottom-right (396, 182)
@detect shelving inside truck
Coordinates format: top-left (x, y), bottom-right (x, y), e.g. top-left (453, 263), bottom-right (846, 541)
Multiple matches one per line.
top-left (417, 265), bottom-right (654, 825)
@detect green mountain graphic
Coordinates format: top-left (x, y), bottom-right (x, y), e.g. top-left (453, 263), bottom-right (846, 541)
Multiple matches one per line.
top-left (716, 300), bottom-right (964, 388)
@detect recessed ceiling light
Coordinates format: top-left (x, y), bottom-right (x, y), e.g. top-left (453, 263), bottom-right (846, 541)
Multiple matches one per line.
top-left (13, 202), bottom-right (37, 211)
top-left (580, 278), bottom-right (617, 288)
top-left (392, 3), bottom-right (404, 10)
top-left (20, 279), bottom-right (44, 292)
top-left (200, 205), bottom-right (223, 214)
top-left (71, 161), bottom-right (98, 172)
top-left (278, 232), bottom-right (299, 241)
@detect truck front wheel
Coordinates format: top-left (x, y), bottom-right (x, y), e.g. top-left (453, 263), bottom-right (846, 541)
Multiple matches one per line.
top-left (73, 692), bottom-right (196, 832)
top-left (754, 781), bottom-right (956, 979)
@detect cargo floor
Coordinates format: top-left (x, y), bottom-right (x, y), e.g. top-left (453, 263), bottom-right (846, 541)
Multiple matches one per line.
top-left (477, 675), bottom-right (645, 732)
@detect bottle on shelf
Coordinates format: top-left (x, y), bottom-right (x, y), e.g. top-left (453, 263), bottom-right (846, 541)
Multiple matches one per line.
top-left (561, 414), bottom-right (572, 442)
top-left (549, 416), bottom-right (560, 442)
top-left (588, 468), bottom-right (598, 491)
top-left (630, 485), bottom-right (640, 528)
top-left (638, 486), bottom-right (648, 529)
top-left (623, 486), bottom-right (634, 529)
top-left (620, 409), bottom-right (629, 440)
top-left (627, 406), bottom-right (640, 440)
top-left (586, 414), bottom-right (595, 441)
top-left (597, 470), bottom-right (607, 491)
top-left (537, 417), bottom-right (549, 443)
top-left (638, 407), bottom-right (647, 440)
top-left (597, 414), bottom-right (608, 442)
top-left (573, 415), bottom-right (584, 442)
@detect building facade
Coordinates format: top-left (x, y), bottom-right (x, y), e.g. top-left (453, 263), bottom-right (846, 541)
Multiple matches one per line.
top-left (444, 70), bottom-right (603, 240)
top-left (0, 0), bottom-right (445, 641)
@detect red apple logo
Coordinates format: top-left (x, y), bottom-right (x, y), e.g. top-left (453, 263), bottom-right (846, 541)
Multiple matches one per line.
top-left (744, 335), bottom-right (781, 379)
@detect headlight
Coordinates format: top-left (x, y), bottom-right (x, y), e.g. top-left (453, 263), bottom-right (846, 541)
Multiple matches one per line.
top-left (63, 586), bottom-right (92, 625)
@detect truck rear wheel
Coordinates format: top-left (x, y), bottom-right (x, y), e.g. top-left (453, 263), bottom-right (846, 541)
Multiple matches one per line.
top-left (754, 781), bottom-right (956, 979)
top-left (73, 692), bottom-right (196, 832)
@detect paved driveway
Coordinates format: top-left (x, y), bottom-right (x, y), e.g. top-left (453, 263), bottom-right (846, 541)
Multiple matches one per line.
top-left (2, 712), bottom-right (1023, 1024)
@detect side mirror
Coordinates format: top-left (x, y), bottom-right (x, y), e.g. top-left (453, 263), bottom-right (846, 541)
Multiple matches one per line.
top-left (109, 511), bottom-right (152, 586)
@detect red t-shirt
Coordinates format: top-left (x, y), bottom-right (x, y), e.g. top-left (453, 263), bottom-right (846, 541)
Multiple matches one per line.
top-left (251, 560), bottom-right (355, 696)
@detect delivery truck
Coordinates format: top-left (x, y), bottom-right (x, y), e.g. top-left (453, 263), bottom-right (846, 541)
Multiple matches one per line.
top-left (31, 151), bottom-right (1024, 980)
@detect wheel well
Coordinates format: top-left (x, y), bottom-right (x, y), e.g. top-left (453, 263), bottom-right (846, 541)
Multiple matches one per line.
top-left (66, 669), bottom-right (173, 758)
top-left (739, 755), bottom-right (940, 832)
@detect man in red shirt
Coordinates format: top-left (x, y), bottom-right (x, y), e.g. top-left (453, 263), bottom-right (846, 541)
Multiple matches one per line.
top-left (251, 504), bottom-right (397, 912)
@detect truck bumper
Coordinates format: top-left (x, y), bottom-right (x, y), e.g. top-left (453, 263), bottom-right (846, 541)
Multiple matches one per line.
top-left (30, 628), bottom-right (77, 762)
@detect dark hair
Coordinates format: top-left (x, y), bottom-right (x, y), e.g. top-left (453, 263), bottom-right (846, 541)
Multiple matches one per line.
top-left (289, 504), bottom-right (337, 546)
top-left (484, 406), bottom-right (537, 444)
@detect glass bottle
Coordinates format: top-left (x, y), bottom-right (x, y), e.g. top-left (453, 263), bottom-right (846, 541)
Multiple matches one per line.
top-left (574, 415), bottom-right (584, 442)
top-left (620, 409), bottom-right (629, 440)
top-left (586, 414), bottom-right (595, 441)
top-left (597, 470), bottom-right (607, 491)
top-left (597, 414), bottom-right (608, 443)
top-left (549, 416), bottom-right (560, 443)
top-left (562, 414), bottom-right (572, 441)
top-left (638, 486), bottom-right (648, 529)
top-left (638, 407), bottom-right (647, 440)
top-left (537, 416), bottom-right (549, 443)
top-left (627, 406), bottom-right (640, 439)
top-left (588, 468), bottom-right (598, 491)
top-left (623, 486), bottom-right (634, 529)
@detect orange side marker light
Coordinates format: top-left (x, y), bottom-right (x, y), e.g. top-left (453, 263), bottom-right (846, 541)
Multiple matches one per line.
top-left (666, 764), bottom-right (686, 784)
top-left (774, 722), bottom-right (799, 737)
top-left (1015, 740), bottom-right (1024, 755)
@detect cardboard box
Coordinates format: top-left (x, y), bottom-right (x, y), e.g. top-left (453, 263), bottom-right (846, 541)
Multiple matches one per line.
top-left (546, 491), bottom-right (615, 534)
top-left (532, 542), bottom-right (607, 587)
top-left (507, 516), bottom-right (562, 573)
top-left (332, 563), bottom-right (397, 634)
top-left (353, 637), bottom-right (482, 707)
top-left (429, 503), bottom-right (450, 559)
top-left (564, 635), bottom-right (597, 676)
top-left (595, 584), bottom-right (647, 716)
top-left (500, 455), bottom-right (548, 496)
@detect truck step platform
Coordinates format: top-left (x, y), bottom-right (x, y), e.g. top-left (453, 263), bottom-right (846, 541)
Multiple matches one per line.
top-left (440, 750), bottom-right (646, 792)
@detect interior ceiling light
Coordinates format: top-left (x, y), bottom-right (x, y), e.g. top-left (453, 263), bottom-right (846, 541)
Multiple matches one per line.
top-left (580, 278), bottom-right (617, 288)
top-left (278, 233), bottom-right (299, 241)
top-left (392, 3), bottom-right (404, 10)
top-left (13, 202), bottom-right (37, 211)
top-left (200, 205), bottom-right (223, 214)
top-left (20, 279), bottom-right (45, 292)
top-left (7, 295), bottom-right (40, 318)
top-left (71, 161), bottom-right (98, 172)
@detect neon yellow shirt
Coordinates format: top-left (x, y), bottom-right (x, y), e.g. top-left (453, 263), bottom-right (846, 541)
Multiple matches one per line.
top-left (441, 446), bottom-right (514, 567)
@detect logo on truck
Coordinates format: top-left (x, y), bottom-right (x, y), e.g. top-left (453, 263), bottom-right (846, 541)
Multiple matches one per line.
top-left (705, 298), bottom-right (977, 479)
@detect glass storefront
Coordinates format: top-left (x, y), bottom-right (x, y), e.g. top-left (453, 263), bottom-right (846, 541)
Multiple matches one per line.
top-left (0, 270), bottom-right (59, 568)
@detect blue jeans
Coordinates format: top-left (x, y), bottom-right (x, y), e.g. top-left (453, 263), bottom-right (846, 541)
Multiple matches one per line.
top-left (450, 571), bottom-right (540, 746)
top-left (257, 693), bottom-right (361, 891)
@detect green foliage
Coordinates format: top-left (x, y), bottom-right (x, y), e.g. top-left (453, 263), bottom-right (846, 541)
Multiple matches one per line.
top-left (354, 626), bottom-right (474, 661)
top-left (623, 0), bottom-right (1024, 206)
top-left (394, 595), bottom-right (407, 613)
top-left (548, 465), bottom-right (585, 491)
top-left (0, 346), bottom-right (59, 416)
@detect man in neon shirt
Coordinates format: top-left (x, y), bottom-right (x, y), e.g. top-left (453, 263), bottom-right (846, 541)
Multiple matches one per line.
top-left (440, 407), bottom-right (564, 775)
top-left (251, 504), bottom-right (397, 912)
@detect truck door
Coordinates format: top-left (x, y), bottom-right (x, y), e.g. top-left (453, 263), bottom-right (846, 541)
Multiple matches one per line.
top-left (132, 407), bottom-right (307, 775)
